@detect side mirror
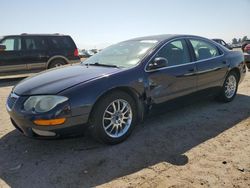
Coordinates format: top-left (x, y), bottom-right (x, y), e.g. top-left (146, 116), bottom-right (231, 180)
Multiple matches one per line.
top-left (148, 57), bottom-right (168, 70)
top-left (0, 44), bottom-right (6, 51)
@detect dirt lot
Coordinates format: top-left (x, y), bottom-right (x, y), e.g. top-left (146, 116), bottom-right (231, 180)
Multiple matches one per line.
top-left (0, 72), bottom-right (250, 188)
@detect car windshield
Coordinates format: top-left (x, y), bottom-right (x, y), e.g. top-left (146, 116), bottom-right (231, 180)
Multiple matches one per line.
top-left (82, 40), bottom-right (159, 68)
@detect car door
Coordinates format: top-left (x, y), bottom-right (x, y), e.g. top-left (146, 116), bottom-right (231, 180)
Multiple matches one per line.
top-left (188, 38), bottom-right (228, 90)
top-left (0, 36), bottom-right (25, 74)
top-left (145, 39), bottom-right (197, 104)
top-left (22, 36), bottom-right (48, 71)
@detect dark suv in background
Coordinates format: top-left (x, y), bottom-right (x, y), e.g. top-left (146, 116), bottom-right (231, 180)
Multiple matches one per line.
top-left (0, 34), bottom-right (80, 76)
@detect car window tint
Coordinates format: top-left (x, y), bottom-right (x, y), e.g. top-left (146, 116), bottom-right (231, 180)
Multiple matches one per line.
top-left (24, 38), bottom-right (37, 50)
top-left (0, 37), bottom-right (21, 51)
top-left (156, 39), bottom-right (191, 66)
top-left (36, 38), bottom-right (47, 50)
top-left (49, 36), bottom-right (74, 49)
top-left (190, 39), bottom-right (220, 61)
top-left (24, 37), bottom-right (47, 50)
top-left (62, 37), bottom-right (74, 48)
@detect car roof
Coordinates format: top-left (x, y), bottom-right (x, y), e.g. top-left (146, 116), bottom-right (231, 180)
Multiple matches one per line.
top-left (2, 34), bottom-right (69, 38)
top-left (124, 34), bottom-right (209, 43)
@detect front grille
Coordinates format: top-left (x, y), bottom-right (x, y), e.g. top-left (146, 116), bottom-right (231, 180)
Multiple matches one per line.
top-left (6, 93), bottom-right (19, 110)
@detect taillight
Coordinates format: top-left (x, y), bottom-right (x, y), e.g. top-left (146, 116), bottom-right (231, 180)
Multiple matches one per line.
top-left (74, 49), bottom-right (79, 57)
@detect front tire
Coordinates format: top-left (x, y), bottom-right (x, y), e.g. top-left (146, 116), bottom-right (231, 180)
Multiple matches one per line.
top-left (90, 91), bottom-right (137, 144)
top-left (218, 71), bottom-right (238, 102)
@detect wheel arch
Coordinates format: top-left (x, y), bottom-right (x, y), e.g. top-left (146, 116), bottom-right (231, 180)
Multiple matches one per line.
top-left (89, 86), bottom-right (146, 124)
top-left (228, 67), bottom-right (241, 82)
top-left (46, 56), bottom-right (70, 68)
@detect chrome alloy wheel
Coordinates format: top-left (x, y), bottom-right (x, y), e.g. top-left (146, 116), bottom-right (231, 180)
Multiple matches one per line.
top-left (225, 75), bottom-right (237, 98)
top-left (102, 99), bottom-right (132, 138)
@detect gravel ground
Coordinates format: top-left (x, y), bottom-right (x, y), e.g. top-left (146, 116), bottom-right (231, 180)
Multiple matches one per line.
top-left (0, 72), bottom-right (250, 188)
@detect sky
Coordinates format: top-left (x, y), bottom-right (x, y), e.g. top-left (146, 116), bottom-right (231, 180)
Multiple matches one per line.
top-left (1, 0), bottom-right (250, 49)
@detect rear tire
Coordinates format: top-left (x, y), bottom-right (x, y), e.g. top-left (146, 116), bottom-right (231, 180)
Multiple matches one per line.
top-left (48, 59), bottom-right (66, 69)
top-left (89, 91), bottom-right (137, 144)
top-left (217, 71), bottom-right (238, 102)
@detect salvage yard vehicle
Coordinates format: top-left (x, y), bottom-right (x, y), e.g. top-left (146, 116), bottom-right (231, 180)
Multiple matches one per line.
top-left (241, 39), bottom-right (250, 52)
top-left (212, 38), bottom-right (233, 50)
top-left (6, 34), bottom-right (246, 144)
top-left (244, 44), bottom-right (250, 69)
top-left (0, 33), bottom-right (80, 76)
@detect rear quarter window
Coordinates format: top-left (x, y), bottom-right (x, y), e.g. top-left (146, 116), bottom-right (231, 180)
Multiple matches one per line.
top-left (49, 36), bottom-right (75, 49)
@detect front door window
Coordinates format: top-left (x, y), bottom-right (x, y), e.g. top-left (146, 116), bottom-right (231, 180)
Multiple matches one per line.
top-left (155, 39), bottom-right (191, 67)
top-left (0, 37), bottom-right (21, 51)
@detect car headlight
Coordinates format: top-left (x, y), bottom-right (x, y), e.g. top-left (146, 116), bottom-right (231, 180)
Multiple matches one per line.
top-left (23, 95), bottom-right (68, 113)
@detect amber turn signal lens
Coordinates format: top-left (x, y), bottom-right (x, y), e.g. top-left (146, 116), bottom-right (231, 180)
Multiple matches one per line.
top-left (34, 118), bottom-right (66, 126)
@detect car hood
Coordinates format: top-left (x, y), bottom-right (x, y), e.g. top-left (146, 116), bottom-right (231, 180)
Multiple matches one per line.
top-left (13, 65), bottom-right (122, 96)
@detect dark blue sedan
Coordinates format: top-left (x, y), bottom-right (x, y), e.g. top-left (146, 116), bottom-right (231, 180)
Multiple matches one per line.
top-left (6, 34), bottom-right (246, 144)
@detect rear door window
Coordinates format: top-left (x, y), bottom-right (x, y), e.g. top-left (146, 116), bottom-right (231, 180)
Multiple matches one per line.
top-left (0, 37), bottom-right (21, 51)
top-left (190, 39), bottom-right (220, 61)
top-left (23, 37), bottom-right (48, 50)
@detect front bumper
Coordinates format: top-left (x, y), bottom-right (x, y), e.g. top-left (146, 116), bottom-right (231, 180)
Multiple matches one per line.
top-left (6, 93), bottom-right (89, 138)
top-left (9, 115), bottom-right (89, 138)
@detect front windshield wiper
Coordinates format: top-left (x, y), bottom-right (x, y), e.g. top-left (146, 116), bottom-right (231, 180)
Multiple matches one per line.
top-left (86, 62), bottom-right (123, 68)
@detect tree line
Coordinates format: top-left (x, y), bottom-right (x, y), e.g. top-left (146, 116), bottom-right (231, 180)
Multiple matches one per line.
top-left (232, 36), bottom-right (248, 44)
